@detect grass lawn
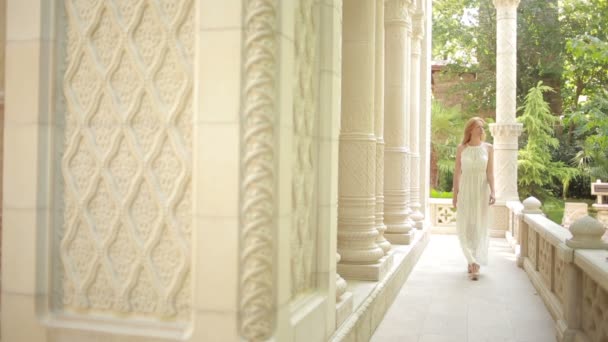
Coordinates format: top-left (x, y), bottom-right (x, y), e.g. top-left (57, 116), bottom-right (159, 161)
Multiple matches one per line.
top-left (542, 198), bottom-right (596, 224)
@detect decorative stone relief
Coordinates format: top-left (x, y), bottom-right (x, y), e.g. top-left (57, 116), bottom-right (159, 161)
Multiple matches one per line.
top-left (240, 0), bottom-right (278, 340)
top-left (436, 205), bottom-right (457, 226)
top-left (538, 238), bottom-right (552, 289)
top-left (385, 0), bottom-right (411, 23)
top-left (554, 257), bottom-right (565, 305)
top-left (581, 273), bottom-right (608, 341)
top-left (292, 0), bottom-right (319, 299)
top-left (528, 229), bottom-right (537, 268)
top-left (59, 0), bottom-right (193, 321)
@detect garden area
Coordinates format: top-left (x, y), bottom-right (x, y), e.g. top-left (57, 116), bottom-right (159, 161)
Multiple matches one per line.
top-left (430, 0), bottom-right (608, 224)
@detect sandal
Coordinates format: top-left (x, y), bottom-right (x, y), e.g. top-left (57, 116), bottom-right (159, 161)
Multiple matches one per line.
top-left (469, 263), bottom-right (480, 281)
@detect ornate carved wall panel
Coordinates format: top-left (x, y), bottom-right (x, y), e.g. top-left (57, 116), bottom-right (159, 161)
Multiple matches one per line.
top-left (57, 0), bottom-right (193, 321)
top-left (538, 238), bottom-right (552, 289)
top-left (581, 273), bottom-right (608, 341)
top-left (292, 0), bottom-right (320, 299)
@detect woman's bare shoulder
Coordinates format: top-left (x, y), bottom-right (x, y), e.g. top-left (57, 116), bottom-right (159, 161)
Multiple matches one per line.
top-left (483, 142), bottom-right (494, 151)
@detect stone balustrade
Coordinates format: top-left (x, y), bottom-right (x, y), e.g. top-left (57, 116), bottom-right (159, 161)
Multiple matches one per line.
top-left (507, 197), bottom-right (608, 342)
top-left (428, 198), bottom-right (457, 234)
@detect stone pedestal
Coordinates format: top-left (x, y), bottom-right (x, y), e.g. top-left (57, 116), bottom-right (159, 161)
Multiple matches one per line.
top-left (335, 253), bottom-right (354, 328)
top-left (592, 204), bottom-right (608, 240)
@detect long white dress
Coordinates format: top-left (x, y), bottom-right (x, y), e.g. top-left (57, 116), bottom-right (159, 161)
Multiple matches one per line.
top-left (456, 144), bottom-right (490, 265)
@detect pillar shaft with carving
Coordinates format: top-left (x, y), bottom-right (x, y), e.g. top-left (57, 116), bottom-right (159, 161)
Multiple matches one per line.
top-left (375, 0), bottom-right (391, 253)
top-left (383, 0), bottom-right (415, 244)
top-left (409, 8), bottom-right (424, 229)
top-left (338, 0), bottom-right (389, 280)
top-left (489, 0), bottom-right (523, 233)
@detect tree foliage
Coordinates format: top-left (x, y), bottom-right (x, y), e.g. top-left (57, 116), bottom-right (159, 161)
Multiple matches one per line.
top-left (517, 82), bottom-right (578, 199)
top-left (430, 100), bottom-right (466, 191)
top-left (564, 91), bottom-right (608, 182)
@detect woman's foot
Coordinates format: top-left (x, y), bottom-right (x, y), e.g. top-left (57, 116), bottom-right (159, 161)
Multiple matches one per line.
top-left (469, 263), bottom-right (480, 281)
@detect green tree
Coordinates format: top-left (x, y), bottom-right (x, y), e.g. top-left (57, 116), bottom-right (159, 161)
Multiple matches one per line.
top-left (517, 0), bottom-right (563, 115)
top-left (432, 0), bottom-right (480, 66)
top-left (430, 100), bottom-right (466, 191)
top-left (517, 82), bottom-right (578, 199)
top-left (565, 91), bottom-right (608, 182)
top-left (557, 0), bottom-right (608, 197)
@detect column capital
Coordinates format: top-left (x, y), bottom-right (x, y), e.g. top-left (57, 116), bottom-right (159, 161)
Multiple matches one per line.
top-left (412, 11), bottom-right (424, 42)
top-left (385, 0), bottom-right (412, 23)
top-left (493, 0), bottom-right (521, 9)
top-left (489, 123), bottom-right (523, 138)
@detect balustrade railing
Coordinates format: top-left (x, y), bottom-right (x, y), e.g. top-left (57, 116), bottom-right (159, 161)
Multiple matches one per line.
top-left (428, 198), bottom-right (457, 233)
top-left (507, 197), bottom-right (608, 342)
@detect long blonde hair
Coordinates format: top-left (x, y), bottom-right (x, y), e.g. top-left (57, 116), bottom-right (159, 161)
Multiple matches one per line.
top-left (461, 117), bottom-right (486, 145)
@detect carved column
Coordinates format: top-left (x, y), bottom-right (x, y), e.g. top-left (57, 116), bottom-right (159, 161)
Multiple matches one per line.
top-left (409, 7), bottom-right (424, 229)
top-left (384, 0), bottom-right (415, 244)
top-left (338, 0), bottom-right (391, 281)
top-left (489, 0), bottom-right (523, 233)
top-left (375, 0), bottom-right (391, 253)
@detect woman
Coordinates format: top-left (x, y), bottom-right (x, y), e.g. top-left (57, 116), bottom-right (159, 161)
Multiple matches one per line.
top-left (452, 117), bottom-right (495, 280)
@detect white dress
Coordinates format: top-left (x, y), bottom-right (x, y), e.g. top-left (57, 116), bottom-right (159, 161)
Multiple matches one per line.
top-left (456, 144), bottom-right (490, 265)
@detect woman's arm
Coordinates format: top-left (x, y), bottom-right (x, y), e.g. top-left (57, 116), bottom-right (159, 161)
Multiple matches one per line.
top-left (452, 144), bottom-right (464, 208)
top-left (486, 143), bottom-right (496, 204)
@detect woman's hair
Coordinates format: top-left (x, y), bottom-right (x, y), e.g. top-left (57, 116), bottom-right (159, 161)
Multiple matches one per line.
top-left (461, 117), bottom-right (486, 145)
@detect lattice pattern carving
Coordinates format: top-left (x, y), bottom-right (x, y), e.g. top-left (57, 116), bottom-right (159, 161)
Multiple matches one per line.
top-left (59, 0), bottom-right (193, 320)
top-left (581, 273), bottom-right (608, 341)
top-left (528, 229), bottom-right (537, 268)
top-left (554, 257), bottom-right (565, 305)
top-left (436, 205), bottom-right (457, 226)
top-left (240, 0), bottom-right (278, 340)
top-left (538, 238), bottom-right (553, 289)
top-left (291, 0), bottom-right (319, 299)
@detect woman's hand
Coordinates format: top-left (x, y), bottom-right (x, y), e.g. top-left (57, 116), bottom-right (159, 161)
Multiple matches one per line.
top-left (489, 192), bottom-right (496, 205)
top-left (452, 195), bottom-right (458, 209)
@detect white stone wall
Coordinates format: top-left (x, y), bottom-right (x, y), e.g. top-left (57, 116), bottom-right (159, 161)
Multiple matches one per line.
top-left (57, 0), bottom-right (193, 320)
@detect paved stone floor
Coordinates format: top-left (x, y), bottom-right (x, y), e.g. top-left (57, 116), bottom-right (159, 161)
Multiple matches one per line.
top-left (371, 234), bottom-right (556, 342)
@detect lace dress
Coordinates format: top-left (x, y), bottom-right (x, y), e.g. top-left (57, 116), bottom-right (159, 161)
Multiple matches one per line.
top-left (456, 144), bottom-right (490, 265)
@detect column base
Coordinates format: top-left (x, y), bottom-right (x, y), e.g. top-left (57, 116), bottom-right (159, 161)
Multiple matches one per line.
top-left (337, 253), bottom-right (393, 281)
top-left (336, 291), bottom-right (354, 328)
top-left (411, 210), bottom-right (425, 230)
top-left (385, 229), bottom-right (416, 245)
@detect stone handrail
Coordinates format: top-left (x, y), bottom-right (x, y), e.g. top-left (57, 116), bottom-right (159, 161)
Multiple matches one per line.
top-left (505, 200), bottom-right (524, 252)
top-left (510, 197), bottom-right (608, 342)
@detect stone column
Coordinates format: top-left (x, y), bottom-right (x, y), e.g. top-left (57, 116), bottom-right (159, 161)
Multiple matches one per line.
top-left (375, 0), bottom-right (391, 253)
top-left (338, 0), bottom-right (391, 281)
top-left (419, 0), bottom-right (433, 224)
top-left (489, 0), bottom-right (523, 234)
top-left (384, 0), bottom-right (415, 244)
top-left (409, 7), bottom-right (424, 229)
